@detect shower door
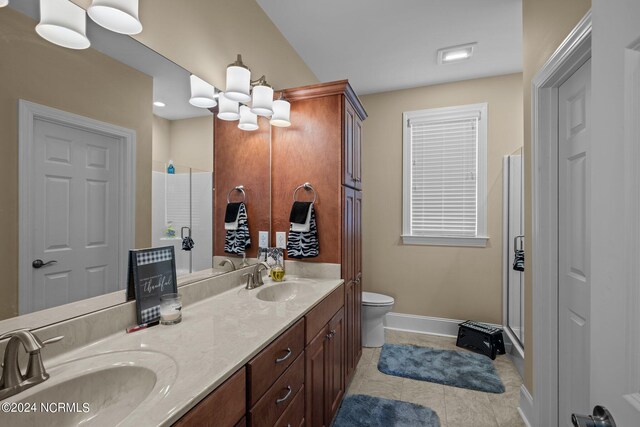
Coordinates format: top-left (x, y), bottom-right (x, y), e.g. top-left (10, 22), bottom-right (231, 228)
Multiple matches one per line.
top-left (152, 161), bottom-right (213, 276)
top-left (504, 153), bottom-right (525, 349)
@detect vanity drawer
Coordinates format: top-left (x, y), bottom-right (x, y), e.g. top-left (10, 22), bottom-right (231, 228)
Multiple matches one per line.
top-left (174, 367), bottom-right (246, 427)
top-left (248, 318), bottom-right (304, 406)
top-left (305, 284), bottom-right (344, 344)
top-left (273, 386), bottom-right (304, 427)
top-left (249, 352), bottom-right (305, 427)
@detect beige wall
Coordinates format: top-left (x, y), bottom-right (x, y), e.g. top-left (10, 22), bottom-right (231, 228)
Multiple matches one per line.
top-left (72, 0), bottom-right (319, 92)
top-left (152, 116), bottom-right (172, 168)
top-left (153, 116), bottom-right (214, 172)
top-left (0, 8), bottom-right (153, 320)
top-left (522, 0), bottom-right (591, 393)
top-left (360, 73), bottom-right (523, 325)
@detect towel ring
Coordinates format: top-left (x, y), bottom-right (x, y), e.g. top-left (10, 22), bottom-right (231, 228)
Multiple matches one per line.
top-left (293, 182), bottom-right (317, 203)
top-left (227, 185), bottom-right (246, 203)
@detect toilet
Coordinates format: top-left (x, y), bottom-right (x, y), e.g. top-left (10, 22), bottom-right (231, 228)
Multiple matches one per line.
top-left (361, 292), bottom-right (395, 347)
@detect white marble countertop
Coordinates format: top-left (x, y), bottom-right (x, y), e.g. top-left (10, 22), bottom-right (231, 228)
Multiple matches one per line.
top-left (30, 276), bottom-right (343, 426)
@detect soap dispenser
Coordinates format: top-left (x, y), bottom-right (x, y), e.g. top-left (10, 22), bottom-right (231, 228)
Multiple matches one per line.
top-left (270, 248), bottom-right (285, 282)
top-left (167, 160), bottom-right (175, 174)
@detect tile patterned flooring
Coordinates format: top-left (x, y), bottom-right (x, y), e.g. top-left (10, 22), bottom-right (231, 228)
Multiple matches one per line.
top-left (346, 330), bottom-right (526, 427)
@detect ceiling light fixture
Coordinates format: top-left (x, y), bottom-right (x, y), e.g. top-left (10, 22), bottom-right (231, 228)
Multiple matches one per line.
top-left (225, 55), bottom-right (251, 103)
top-left (153, 101), bottom-right (166, 107)
top-left (270, 94), bottom-right (291, 128)
top-left (35, 0), bottom-right (91, 50)
top-left (437, 43), bottom-right (476, 64)
top-left (189, 75), bottom-right (217, 109)
top-left (219, 54), bottom-right (292, 130)
top-left (88, 0), bottom-right (143, 35)
top-left (250, 76), bottom-right (274, 116)
top-left (217, 93), bottom-right (240, 121)
top-left (238, 105), bottom-right (258, 131)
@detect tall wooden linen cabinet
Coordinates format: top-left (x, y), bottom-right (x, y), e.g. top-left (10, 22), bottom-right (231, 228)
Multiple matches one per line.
top-left (272, 80), bottom-right (366, 426)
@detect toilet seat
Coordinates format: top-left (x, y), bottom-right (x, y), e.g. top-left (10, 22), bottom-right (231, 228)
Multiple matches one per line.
top-left (362, 292), bottom-right (394, 307)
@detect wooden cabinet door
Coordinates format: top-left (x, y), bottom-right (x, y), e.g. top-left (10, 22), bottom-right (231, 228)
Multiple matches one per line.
top-left (306, 326), bottom-right (329, 427)
top-left (343, 100), bottom-right (357, 189)
top-left (354, 190), bottom-right (363, 363)
top-left (326, 308), bottom-right (345, 425)
top-left (344, 280), bottom-right (355, 383)
top-left (174, 368), bottom-right (246, 427)
top-left (354, 190), bottom-right (362, 282)
top-left (355, 275), bottom-right (363, 364)
top-left (342, 187), bottom-right (355, 285)
top-left (354, 117), bottom-right (363, 189)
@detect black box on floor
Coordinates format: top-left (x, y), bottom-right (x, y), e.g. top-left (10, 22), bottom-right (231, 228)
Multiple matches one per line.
top-left (456, 320), bottom-right (506, 360)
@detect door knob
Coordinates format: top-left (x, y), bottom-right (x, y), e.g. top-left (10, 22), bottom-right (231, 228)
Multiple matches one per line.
top-left (571, 406), bottom-right (617, 427)
top-left (32, 259), bottom-right (57, 269)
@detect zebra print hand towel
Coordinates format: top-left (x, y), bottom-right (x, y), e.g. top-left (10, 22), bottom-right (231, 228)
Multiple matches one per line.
top-left (287, 203), bottom-right (319, 259)
top-left (224, 202), bottom-right (251, 255)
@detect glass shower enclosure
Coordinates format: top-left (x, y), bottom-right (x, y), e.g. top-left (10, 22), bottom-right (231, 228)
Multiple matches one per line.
top-left (152, 161), bottom-right (213, 276)
top-left (503, 150), bottom-right (525, 367)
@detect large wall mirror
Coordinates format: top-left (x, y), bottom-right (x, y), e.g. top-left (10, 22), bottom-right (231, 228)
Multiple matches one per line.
top-left (0, 1), bottom-right (270, 324)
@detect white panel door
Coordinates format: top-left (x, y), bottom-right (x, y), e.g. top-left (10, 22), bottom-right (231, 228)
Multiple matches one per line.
top-left (30, 118), bottom-right (121, 312)
top-left (586, 1), bottom-right (640, 425)
top-left (558, 59), bottom-right (591, 427)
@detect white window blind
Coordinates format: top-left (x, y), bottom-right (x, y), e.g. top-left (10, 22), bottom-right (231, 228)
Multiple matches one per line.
top-left (402, 103), bottom-right (488, 247)
top-left (410, 115), bottom-right (479, 236)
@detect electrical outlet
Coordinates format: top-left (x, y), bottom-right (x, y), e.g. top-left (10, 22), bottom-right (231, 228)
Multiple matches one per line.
top-left (276, 232), bottom-right (287, 249)
top-left (259, 231), bottom-right (269, 248)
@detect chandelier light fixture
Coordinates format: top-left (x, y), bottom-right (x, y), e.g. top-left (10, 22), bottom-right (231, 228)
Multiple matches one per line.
top-left (225, 55), bottom-right (251, 103)
top-left (87, 0), bottom-right (143, 35)
top-left (238, 105), bottom-right (259, 131)
top-left (189, 74), bottom-right (218, 109)
top-left (217, 93), bottom-right (240, 121)
top-left (270, 94), bottom-right (292, 128)
top-left (33, 0), bottom-right (143, 49)
top-left (35, 0), bottom-right (91, 50)
top-left (221, 54), bottom-right (292, 131)
top-left (250, 76), bottom-right (274, 116)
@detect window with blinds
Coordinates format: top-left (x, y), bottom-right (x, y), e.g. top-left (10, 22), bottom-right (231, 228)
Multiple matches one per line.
top-left (402, 103), bottom-right (488, 247)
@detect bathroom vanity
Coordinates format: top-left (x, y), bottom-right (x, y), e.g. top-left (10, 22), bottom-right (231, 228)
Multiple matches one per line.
top-left (174, 282), bottom-right (347, 427)
top-left (0, 271), bottom-right (353, 427)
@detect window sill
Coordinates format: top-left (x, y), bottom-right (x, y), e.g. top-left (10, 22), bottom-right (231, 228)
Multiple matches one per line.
top-left (401, 235), bottom-right (489, 248)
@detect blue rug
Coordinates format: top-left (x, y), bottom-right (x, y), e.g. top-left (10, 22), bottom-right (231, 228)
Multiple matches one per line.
top-left (378, 344), bottom-right (505, 394)
top-left (334, 394), bottom-right (440, 427)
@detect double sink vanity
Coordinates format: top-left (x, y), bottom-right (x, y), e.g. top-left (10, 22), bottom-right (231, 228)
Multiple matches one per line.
top-left (0, 268), bottom-right (353, 427)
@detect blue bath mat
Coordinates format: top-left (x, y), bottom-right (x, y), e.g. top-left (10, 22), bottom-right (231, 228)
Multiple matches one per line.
top-left (378, 343), bottom-right (505, 394)
top-left (334, 394), bottom-right (440, 427)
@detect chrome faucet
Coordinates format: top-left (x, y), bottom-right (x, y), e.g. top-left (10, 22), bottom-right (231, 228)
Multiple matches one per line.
top-left (242, 272), bottom-right (256, 290)
top-left (0, 329), bottom-right (63, 400)
top-left (218, 258), bottom-right (236, 271)
top-left (254, 262), bottom-right (271, 287)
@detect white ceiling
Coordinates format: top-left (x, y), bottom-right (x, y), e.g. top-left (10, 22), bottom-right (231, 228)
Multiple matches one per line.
top-left (256, 0), bottom-right (523, 95)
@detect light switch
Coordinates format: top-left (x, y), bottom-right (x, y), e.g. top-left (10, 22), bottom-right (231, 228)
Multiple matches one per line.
top-left (276, 232), bottom-right (287, 249)
top-left (259, 231), bottom-right (269, 248)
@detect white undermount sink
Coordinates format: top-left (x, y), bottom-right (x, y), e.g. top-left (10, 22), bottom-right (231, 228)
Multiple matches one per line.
top-left (256, 281), bottom-right (314, 302)
top-left (1, 350), bottom-right (177, 427)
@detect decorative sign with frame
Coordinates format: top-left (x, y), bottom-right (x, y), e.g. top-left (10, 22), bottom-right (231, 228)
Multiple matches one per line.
top-left (126, 246), bottom-right (177, 324)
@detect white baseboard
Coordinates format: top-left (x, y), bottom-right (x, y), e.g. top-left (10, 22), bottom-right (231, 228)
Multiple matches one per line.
top-left (518, 385), bottom-right (534, 427)
top-left (384, 312), bottom-right (504, 338)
